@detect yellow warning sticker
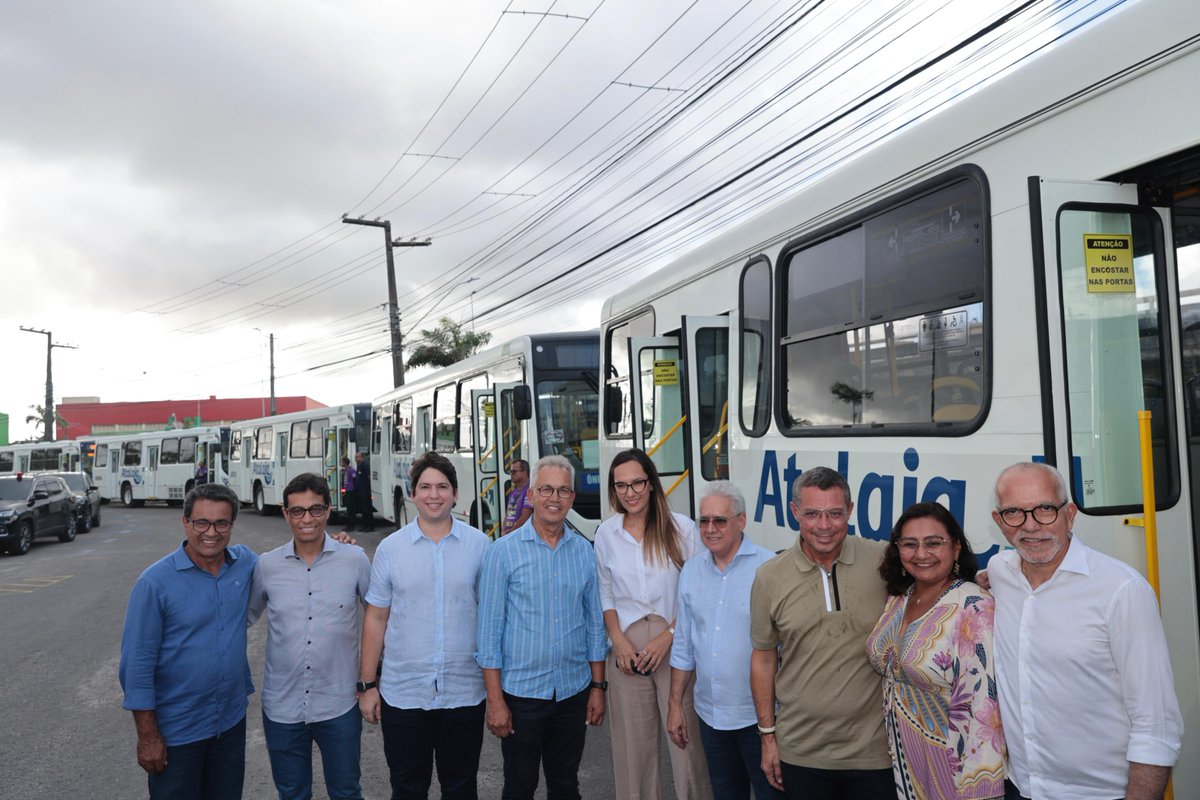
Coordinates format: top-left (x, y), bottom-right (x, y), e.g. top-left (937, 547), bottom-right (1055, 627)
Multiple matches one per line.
top-left (653, 360), bottom-right (679, 386)
top-left (1083, 234), bottom-right (1134, 293)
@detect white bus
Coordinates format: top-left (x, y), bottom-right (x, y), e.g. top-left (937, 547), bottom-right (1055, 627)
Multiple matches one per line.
top-left (92, 427), bottom-right (231, 507)
top-left (228, 403), bottom-right (371, 515)
top-left (371, 332), bottom-right (601, 538)
top-left (599, 0), bottom-right (1199, 789)
top-left (0, 441), bottom-right (87, 475)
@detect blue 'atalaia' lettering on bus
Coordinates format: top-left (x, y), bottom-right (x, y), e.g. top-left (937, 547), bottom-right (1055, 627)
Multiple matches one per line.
top-left (755, 446), bottom-right (998, 565)
top-left (252, 462), bottom-right (274, 485)
top-left (120, 467), bottom-right (143, 484)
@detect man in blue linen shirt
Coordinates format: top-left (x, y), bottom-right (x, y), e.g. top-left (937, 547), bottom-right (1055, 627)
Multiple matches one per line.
top-left (358, 452), bottom-right (490, 799)
top-left (248, 472), bottom-right (371, 800)
top-left (119, 483), bottom-right (256, 800)
top-left (476, 454), bottom-right (608, 800)
top-left (667, 481), bottom-right (782, 800)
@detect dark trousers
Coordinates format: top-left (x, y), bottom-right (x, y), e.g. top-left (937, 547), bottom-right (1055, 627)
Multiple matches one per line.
top-left (697, 718), bottom-right (784, 800)
top-left (500, 690), bottom-right (589, 800)
top-left (342, 492), bottom-right (357, 528)
top-left (147, 716), bottom-right (246, 800)
top-left (355, 491), bottom-right (373, 530)
top-left (380, 698), bottom-right (485, 800)
top-left (1004, 778), bottom-right (1031, 799)
top-left (779, 760), bottom-right (893, 800)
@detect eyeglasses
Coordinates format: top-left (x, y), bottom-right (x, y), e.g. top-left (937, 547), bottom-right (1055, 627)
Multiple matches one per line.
top-left (797, 508), bottom-right (848, 522)
top-left (698, 516), bottom-right (731, 528)
top-left (613, 478), bottom-right (650, 495)
top-left (897, 537), bottom-right (950, 554)
top-left (286, 504), bottom-right (329, 519)
top-left (535, 485), bottom-right (575, 499)
top-left (997, 501), bottom-right (1067, 527)
top-left (187, 518), bottom-right (233, 533)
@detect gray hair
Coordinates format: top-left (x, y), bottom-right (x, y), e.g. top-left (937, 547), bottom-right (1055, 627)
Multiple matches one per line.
top-left (532, 454), bottom-right (575, 487)
top-left (701, 480), bottom-right (746, 515)
top-left (183, 482), bottom-right (240, 520)
top-left (993, 462), bottom-right (1069, 507)
top-left (791, 466), bottom-right (851, 508)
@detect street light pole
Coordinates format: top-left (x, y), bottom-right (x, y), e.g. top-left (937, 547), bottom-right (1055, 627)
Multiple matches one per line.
top-left (20, 326), bottom-right (77, 441)
top-left (341, 216), bottom-right (431, 388)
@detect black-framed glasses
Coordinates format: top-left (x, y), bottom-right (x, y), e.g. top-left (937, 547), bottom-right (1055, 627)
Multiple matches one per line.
top-left (286, 504), bottom-right (329, 519)
top-left (996, 500), bottom-right (1068, 527)
top-left (613, 478), bottom-right (649, 495)
top-left (535, 485), bottom-right (575, 499)
top-left (187, 518), bottom-right (233, 533)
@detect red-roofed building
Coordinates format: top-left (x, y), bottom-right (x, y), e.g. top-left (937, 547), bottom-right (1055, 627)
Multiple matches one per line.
top-left (55, 396), bottom-right (326, 439)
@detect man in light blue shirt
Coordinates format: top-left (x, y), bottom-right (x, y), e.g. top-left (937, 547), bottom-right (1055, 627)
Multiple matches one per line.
top-left (667, 481), bottom-right (781, 800)
top-left (476, 454), bottom-right (608, 800)
top-left (120, 483), bottom-right (256, 800)
top-left (248, 472), bottom-right (371, 800)
top-left (359, 452), bottom-right (490, 800)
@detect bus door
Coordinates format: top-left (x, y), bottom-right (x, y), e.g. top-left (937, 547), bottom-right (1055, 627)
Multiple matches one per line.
top-left (628, 336), bottom-right (691, 516)
top-left (682, 316), bottom-right (731, 508)
top-left (146, 445), bottom-right (159, 498)
top-left (326, 428), bottom-right (342, 511)
top-left (1031, 176), bottom-right (1199, 655)
top-left (471, 386), bottom-right (506, 538)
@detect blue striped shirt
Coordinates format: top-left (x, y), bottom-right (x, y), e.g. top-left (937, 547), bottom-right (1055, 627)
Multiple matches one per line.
top-left (670, 535), bottom-right (776, 730)
top-left (366, 518), bottom-right (490, 709)
top-left (475, 520), bottom-right (606, 699)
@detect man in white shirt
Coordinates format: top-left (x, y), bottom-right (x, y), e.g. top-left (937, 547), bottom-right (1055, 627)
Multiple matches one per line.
top-left (989, 462), bottom-right (1183, 800)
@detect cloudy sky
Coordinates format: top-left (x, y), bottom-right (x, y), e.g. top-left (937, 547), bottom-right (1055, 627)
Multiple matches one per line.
top-left (1, 0), bottom-right (1120, 440)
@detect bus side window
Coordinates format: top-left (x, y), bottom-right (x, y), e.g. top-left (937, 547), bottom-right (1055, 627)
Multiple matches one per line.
top-left (604, 309), bottom-right (654, 437)
top-left (739, 256), bottom-right (771, 436)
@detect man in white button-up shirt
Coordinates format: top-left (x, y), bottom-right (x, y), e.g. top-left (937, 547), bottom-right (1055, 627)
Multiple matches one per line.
top-left (989, 462), bottom-right (1183, 800)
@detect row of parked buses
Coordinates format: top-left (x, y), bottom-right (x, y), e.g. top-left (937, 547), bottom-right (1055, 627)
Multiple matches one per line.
top-left (2, 1), bottom-right (1197, 781)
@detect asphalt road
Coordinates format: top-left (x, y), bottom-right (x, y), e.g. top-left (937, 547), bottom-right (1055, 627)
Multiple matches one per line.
top-left (0, 503), bottom-right (680, 799)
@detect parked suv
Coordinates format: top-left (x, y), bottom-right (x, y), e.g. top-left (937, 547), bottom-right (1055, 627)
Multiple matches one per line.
top-left (0, 474), bottom-right (78, 555)
top-left (52, 471), bottom-right (101, 531)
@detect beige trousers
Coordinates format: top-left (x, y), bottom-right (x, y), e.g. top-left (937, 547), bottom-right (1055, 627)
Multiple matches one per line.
top-left (608, 615), bottom-right (713, 800)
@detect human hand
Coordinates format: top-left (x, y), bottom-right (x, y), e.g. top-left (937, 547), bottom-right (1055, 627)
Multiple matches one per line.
top-left (612, 633), bottom-right (638, 675)
top-left (975, 569), bottom-right (990, 591)
top-left (666, 703), bottom-right (688, 748)
top-left (331, 531), bottom-right (358, 545)
top-left (586, 688), bottom-right (606, 726)
top-left (634, 630), bottom-right (673, 674)
top-left (487, 697), bottom-right (514, 738)
top-left (760, 733), bottom-right (783, 791)
top-left (358, 687), bottom-right (380, 724)
top-left (136, 732), bottom-right (168, 775)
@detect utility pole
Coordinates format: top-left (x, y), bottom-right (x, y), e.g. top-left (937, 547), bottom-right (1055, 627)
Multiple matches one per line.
top-left (20, 327), bottom-right (77, 441)
top-left (341, 215), bottom-right (431, 387)
top-left (269, 333), bottom-right (276, 415)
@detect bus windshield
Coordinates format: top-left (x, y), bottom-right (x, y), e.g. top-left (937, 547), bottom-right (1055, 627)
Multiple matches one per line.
top-left (537, 376), bottom-right (601, 517)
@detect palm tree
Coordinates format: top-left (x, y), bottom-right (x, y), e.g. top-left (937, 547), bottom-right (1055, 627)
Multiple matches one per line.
top-left (408, 318), bottom-right (493, 369)
top-left (26, 404), bottom-right (69, 440)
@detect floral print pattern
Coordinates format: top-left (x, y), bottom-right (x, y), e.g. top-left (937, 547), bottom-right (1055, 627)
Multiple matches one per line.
top-left (866, 580), bottom-right (1005, 800)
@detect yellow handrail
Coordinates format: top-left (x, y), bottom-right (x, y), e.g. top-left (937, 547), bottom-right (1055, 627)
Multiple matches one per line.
top-left (646, 415), bottom-right (687, 458)
top-left (666, 469), bottom-right (689, 497)
top-left (702, 402), bottom-right (729, 455)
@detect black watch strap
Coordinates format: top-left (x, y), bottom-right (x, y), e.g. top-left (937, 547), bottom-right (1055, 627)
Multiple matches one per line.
top-left (356, 680), bottom-right (377, 692)
top-left (589, 680), bottom-right (608, 691)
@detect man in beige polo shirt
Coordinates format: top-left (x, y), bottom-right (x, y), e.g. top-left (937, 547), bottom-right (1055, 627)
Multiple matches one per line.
top-left (749, 466), bottom-right (892, 799)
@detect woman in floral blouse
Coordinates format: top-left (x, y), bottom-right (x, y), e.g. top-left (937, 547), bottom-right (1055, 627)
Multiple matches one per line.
top-left (865, 502), bottom-right (1005, 800)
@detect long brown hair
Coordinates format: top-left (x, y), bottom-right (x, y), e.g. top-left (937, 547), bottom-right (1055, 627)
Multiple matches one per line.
top-left (609, 449), bottom-right (684, 569)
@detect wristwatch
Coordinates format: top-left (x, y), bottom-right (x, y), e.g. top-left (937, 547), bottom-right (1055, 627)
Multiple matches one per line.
top-left (589, 680), bottom-right (608, 691)
top-left (356, 680), bottom-right (377, 692)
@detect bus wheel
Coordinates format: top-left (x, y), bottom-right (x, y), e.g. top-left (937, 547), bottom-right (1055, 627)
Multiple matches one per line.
top-left (254, 485), bottom-right (270, 516)
top-left (394, 489), bottom-right (408, 528)
top-left (121, 483), bottom-right (135, 508)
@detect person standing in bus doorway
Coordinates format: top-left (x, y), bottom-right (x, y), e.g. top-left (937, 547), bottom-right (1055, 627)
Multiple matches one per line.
top-left (476, 454), bottom-right (608, 800)
top-left (749, 466), bottom-right (893, 799)
top-left (248, 472), bottom-right (371, 800)
top-left (353, 451), bottom-right (374, 532)
top-left (667, 482), bottom-right (782, 800)
top-left (594, 448), bottom-right (711, 800)
top-left (358, 452), bottom-right (490, 800)
top-left (119, 483), bottom-right (256, 800)
top-left (340, 456), bottom-right (357, 533)
top-left (501, 459), bottom-right (532, 536)
top-left (989, 462), bottom-right (1183, 800)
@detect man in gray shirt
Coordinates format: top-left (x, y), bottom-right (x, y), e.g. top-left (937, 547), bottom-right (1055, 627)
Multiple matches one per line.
top-left (249, 472), bottom-right (371, 800)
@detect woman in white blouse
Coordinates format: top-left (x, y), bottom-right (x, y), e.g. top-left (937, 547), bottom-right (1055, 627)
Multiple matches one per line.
top-left (595, 449), bottom-right (712, 800)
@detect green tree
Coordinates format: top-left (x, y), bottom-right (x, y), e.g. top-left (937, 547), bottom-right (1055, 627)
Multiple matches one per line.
top-left (25, 404), bottom-right (69, 440)
top-left (407, 317), bottom-right (493, 369)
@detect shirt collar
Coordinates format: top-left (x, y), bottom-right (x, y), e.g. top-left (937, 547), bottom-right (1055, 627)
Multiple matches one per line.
top-left (516, 518), bottom-right (575, 548)
top-left (408, 519), bottom-right (461, 544)
top-left (284, 532), bottom-right (335, 559)
top-left (174, 541), bottom-right (237, 571)
top-left (790, 532), bottom-right (859, 572)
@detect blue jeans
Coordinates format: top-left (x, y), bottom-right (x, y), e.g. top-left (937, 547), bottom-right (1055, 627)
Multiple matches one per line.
top-left (262, 706), bottom-right (363, 800)
top-left (697, 718), bottom-right (784, 800)
top-left (148, 716), bottom-right (246, 800)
